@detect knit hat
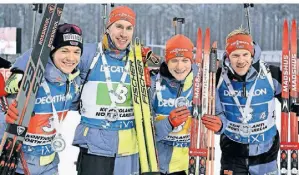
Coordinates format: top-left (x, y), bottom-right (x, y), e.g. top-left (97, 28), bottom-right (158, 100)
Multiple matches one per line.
top-left (106, 6), bottom-right (136, 29)
top-left (165, 34), bottom-right (194, 63)
top-left (225, 34), bottom-right (254, 56)
top-left (51, 23), bottom-right (83, 56)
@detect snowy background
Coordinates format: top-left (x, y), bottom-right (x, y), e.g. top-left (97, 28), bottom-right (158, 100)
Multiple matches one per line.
top-left (0, 4), bottom-right (299, 64)
top-left (59, 99), bottom-right (281, 175)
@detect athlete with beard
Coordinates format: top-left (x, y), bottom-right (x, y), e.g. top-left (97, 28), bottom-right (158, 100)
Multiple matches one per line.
top-left (150, 34), bottom-right (195, 175)
top-left (70, 6), bottom-right (140, 175)
top-left (201, 27), bottom-right (288, 175)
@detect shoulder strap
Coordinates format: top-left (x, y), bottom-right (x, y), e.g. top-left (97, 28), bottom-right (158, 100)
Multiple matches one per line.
top-left (78, 43), bottom-right (102, 113)
top-left (260, 61), bottom-right (274, 91)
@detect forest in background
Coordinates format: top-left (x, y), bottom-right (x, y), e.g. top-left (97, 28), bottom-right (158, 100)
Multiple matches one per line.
top-left (0, 4), bottom-right (298, 62)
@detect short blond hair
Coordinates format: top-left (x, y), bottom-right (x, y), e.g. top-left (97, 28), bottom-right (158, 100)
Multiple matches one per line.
top-left (226, 27), bottom-right (251, 41)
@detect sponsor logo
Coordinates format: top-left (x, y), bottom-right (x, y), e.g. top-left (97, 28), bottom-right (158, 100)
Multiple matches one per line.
top-left (39, 18), bottom-right (50, 45)
top-left (100, 65), bottom-right (126, 73)
top-left (223, 88), bottom-right (267, 97)
top-left (63, 34), bottom-right (82, 43)
top-left (193, 74), bottom-right (201, 99)
top-left (24, 133), bottom-right (55, 145)
top-left (17, 126), bottom-right (26, 136)
top-left (158, 98), bottom-right (192, 107)
top-left (282, 55), bottom-right (289, 93)
top-left (169, 48), bottom-right (189, 56)
top-left (166, 134), bottom-right (190, 142)
top-left (95, 107), bottom-right (133, 118)
top-left (48, 21), bottom-right (59, 47)
top-left (290, 54), bottom-right (297, 92)
top-left (130, 60), bottom-right (139, 104)
top-left (137, 60), bottom-right (148, 104)
top-left (35, 93), bottom-right (72, 104)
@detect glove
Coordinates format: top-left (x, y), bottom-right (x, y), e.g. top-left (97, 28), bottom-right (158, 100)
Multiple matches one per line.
top-left (5, 68), bottom-right (24, 94)
top-left (201, 114), bottom-right (222, 132)
top-left (141, 46), bottom-right (160, 65)
top-left (0, 73), bottom-right (7, 97)
top-left (5, 100), bottom-right (19, 124)
top-left (168, 106), bottom-right (191, 127)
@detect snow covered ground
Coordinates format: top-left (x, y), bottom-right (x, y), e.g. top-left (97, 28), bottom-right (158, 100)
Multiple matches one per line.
top-left (59, 99), bottom-right (281, 175)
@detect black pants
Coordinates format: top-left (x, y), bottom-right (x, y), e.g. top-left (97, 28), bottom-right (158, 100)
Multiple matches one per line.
top-left (220, 156), bottom-right (250, 175)
top-left (76, 148), bottom-right (115, 175)
top-left (220, 132), bottom-right (279, 175)
top-left (161, 171), bottom-right (186, 175)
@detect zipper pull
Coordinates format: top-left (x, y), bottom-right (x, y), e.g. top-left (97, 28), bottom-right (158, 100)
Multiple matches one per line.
top-left (65, 79), bottom-right (70, 96)
top-left (242, 83), bottom-right (247, 97)
top-left (176, 82), bottom-right (184, 98)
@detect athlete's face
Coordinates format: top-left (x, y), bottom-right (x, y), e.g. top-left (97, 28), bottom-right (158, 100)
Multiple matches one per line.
top-left (107, 20), bottom-right (134, 51)
top-left (228, 49), bottom-right (252, 76)
top-left (52, 46), bottom-right (81, 74)
top-left (167, 57), bottom-right (192, 81)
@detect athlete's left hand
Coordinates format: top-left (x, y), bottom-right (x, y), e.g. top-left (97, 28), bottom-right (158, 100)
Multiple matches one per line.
top-left (202, 114), bottom-right (222, 132)
top-left (141, 46), bottom-right (160, 65)
top-left (5, 68), bottom-right (24, 94)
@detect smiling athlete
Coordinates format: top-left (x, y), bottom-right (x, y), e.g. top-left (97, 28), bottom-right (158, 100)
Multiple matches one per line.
top-left (4, 23), bottom-right (83, 175)
top-left (201, 27), bottom-right (285, 175)
top-left (150, 34), bottom-right (196, 175)
top-left (70, 6), bottom-right (140, 175)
